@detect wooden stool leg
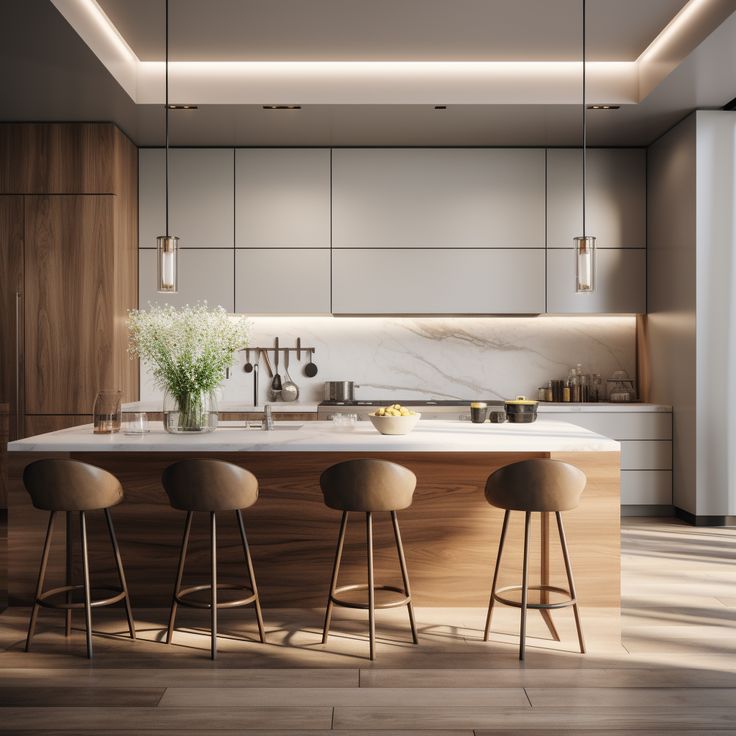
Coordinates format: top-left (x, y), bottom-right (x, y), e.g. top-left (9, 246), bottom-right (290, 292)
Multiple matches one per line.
top-left (556, 511), bottom-right (586, 654)
top-left (322, 511), bottom-right (348, 644)
top-left (65, 512), bottom-right (73, 637)
top-left (484, 509), bottom-right (510, 641)
top-left (366, 511), bottom-right (375, 661)
top-left (539, 512), bottom-right (560, 642)
top-left (519, 511), bottom-right (531, 661)
top-left (104, 509), bottom-right (136, 640)
top-left (236, 509), bottom-right (266, 644)
top-left (25, 511), bottom-right (57, 652)
top-left (391, 511), bottom-right (418, 645)
top-left (80, 511), bottom-right (93, 659)
top-left (167, 511), bottom-right (193, 645)
top-left (210, 512), bottom-right (217, 661)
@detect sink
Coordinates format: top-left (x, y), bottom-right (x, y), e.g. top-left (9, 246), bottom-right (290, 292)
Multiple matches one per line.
top-left (217, 423), bottom-right (304, 431)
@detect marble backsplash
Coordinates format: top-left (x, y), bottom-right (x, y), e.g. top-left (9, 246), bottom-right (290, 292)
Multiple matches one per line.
top-left (140, 315), bottom-right (637, 405)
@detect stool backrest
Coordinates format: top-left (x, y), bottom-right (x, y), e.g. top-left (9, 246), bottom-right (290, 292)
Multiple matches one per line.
top-left (321, 458), bottom-right (416, 512)
top-left (162, 458), bottom-right (259, 512)
top-left (485, 458), bottom-right (586, 512)
top-left (23, 458), bottom-right (123, 511)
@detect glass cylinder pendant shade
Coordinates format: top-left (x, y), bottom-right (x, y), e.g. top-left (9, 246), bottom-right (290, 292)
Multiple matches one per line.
top-left (156, 235), bottom-right (179, 293)
top-left (575, 236), bottom-right (595, 293)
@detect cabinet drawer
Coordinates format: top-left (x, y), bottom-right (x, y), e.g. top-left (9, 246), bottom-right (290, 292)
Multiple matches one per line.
top-left (620, 470), bottom-right (672, 505)
top-left (540, 412), bottom-right (672, 440)
top-left (620, 440), bottom-right (672, 470)
top-left (332, 248), bottom-right (545, 314)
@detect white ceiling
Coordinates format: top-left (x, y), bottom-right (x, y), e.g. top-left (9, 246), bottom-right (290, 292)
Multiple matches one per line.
top-left (97, 0), bottom-right (688, 62)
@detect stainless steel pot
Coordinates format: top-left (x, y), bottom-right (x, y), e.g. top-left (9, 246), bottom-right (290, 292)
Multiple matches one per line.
top-left (324, 381), bottom-right (359, 402)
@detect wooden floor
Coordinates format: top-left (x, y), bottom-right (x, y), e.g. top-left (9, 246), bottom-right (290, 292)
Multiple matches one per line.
top-left (0, 517), bottom-right (735, 734)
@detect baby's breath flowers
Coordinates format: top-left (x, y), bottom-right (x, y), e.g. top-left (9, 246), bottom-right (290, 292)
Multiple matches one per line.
top-left (128, 304), bottom-right (250, 420)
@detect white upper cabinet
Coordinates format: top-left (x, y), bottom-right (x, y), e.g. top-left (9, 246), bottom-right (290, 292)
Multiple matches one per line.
top-left (546, 248), bottom-right (646, 313)
top-left (332, 149), bottom-right (545, 248)
top-left (332, 249), bottom-right (545, 314)
top-left (235, 149), bottom-right (331, 248)
top-left (138, 148), bottom-right (234, 248)
top-left (546, 148), bottom-right (646, 247)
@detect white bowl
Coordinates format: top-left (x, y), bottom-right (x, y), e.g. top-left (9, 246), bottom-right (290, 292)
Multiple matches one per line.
top-left (368, 412), bottom-right (421, 435)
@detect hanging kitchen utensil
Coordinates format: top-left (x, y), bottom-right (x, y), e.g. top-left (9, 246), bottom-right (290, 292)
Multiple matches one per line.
top-left (243, 348), bottom-right (254, 373)
top-left (296, 337), bottom-right (302, 361)
top-left (272, 337), bottom-right (283, 391)
top-left (261, 349), bottom-right (274, 378)
top-left (281, 351), bottom-right (299, 402)
top-left (304, 348), bottom-right (318, 378)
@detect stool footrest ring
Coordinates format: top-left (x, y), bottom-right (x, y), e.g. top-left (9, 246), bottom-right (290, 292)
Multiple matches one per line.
top-left (37, 585), bottom-right (126, 610)
top-left (493, 584), bottom-right (575, 610)
top-left (175, 583), bottom-right (257, 610)
top-left (331, 584), bottom-right (410, 610)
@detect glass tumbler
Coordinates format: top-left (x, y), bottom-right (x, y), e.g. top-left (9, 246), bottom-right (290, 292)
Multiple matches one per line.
top-left (93, 389), bottom-right (122, 434)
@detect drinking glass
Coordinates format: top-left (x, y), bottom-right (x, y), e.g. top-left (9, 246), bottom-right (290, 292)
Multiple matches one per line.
top-left (93, 389), bottom-right (122, 434)
top-left (122, 411), bottom-right (149, 436)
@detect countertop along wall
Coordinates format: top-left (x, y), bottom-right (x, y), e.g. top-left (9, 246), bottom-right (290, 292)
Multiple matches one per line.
top-left (139, 315), bottom-right (637, 405)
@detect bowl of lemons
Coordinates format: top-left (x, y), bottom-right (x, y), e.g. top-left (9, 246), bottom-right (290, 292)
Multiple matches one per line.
top-left (368, 404), bottom-right (421, 435)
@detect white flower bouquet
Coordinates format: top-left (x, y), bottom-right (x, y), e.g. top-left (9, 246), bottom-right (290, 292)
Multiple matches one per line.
top-left (128, 303), bottom-right (250, 432)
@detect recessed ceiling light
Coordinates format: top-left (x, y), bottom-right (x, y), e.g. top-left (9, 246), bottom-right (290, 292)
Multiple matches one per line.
top-left (167, 104), bottom-right (198, 110)
top-left (262, 105), bottom-right (302, 110)
top-left (434, 105), bottom-right (447, 110)
top-left (587, 104), bottom-right (620, 110)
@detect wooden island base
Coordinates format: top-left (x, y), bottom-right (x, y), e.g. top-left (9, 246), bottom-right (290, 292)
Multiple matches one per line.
top-left (8, 450), bottom-right (620, 618)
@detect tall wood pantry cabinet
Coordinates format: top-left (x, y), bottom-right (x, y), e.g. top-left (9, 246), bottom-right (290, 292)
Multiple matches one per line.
top-left (0, 123), bottom-right (139, 439)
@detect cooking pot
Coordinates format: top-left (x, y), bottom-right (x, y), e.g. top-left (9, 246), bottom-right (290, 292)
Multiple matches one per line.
top-left (324, 381), bottom-right (359, 402)
top-left (504, 395), bottom-right (538, 423)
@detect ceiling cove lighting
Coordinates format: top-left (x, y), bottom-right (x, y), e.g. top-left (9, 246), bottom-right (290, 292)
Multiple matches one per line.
top-left (156, 0), bottom-right (179, 293)
top-left (575, 0), bottom-right (595, 294)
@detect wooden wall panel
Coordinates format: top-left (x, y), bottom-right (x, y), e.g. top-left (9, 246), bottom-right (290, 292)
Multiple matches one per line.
top-left (0, 123), bottom-right (117, 195)
top-left (24, 195), bottom-right (116, 414)
top-left (24, 415), bottom-right (92, 436)
top-left (8, 450), bottom-right (620, 612)
top-left (0, 197), bottom-right (24, 439)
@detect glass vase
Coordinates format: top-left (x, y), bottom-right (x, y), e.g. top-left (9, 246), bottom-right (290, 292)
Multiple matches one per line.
top-left (163, 389), bottom-right (218, 433)
top-left (93, 389), bottom-right (122, 434)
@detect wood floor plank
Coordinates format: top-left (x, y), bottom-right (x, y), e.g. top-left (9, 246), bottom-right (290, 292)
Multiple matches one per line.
top-left (359, 667), bottom-right (736, 688)
top-left (0, 706), bottom-right (333, 731)
top-left (525, 687), bottom-right (736, 708)
top-left (158, 687), bottom-right (529, 707)
top-left (332, 706), bottom-right (736, 731)
top-left (0, 668), bottom-right (359, 689)
top-left (0, 687), bottom-right (164, 707)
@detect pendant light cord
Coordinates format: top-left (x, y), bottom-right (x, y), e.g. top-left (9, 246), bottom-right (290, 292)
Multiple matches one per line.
top-left (165, 0), bottom-right (169, 236)
top-left (582, 0), bottom-right (587, 238)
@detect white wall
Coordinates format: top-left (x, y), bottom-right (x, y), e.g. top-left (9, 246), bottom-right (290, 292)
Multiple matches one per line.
top-left (140, 315), bottom-right (636, 405)
top-left (696, 111), bottom-right (736, 517)
top-left (647, 113), bottom-right (697, 514)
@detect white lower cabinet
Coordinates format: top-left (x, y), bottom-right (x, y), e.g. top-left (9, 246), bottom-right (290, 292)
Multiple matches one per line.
top-left (138, 249), bottom-right (234, 311)
top-left (546, 248), bottom-right (646, 313)
top-left (540, 409), bottom-right (673, 507)
top-left (235, 249), bottom-right (331, 314)
top-left (331, 249), bottom-right (545, 314)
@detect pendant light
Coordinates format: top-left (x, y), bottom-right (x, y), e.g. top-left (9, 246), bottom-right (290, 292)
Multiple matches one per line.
top-left (156, 0), bottom-right (179, 293)
top-left (575, 0), bottom-right (595, 293)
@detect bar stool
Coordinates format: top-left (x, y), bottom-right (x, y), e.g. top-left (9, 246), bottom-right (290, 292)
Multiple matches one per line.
top-left (161, 458), bottom-right (266, 660)
top-left (483, 458), bottom-right (586, 660)
top-left (321, 458), bottom-right (418, 660)
top-left (23, 459), bottom-right (136, 659)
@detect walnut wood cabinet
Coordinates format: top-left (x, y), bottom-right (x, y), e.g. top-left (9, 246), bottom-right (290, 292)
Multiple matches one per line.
top-left (0, 123), bottom-right (138, 439)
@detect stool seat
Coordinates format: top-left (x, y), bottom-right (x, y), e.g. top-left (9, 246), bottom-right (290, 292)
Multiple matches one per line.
top-left (24, 458), bottom-right (123, 511)
top-left (162, 458), bottom-right (266, 659)
top-left (320, 459), bottom-right (418, 660)
top-left (321, 458), bottom-right (416, 512)
top-left (162, 458), bottom-right (258, 512)
top-left (483, 458), bottom-right (587, 660)
top-left (485, 458), bottom-right (586, 512)
top-left (22, 459), bottom-right (135, 659)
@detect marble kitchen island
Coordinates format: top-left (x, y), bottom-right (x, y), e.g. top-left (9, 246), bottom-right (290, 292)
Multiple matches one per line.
top-left (7, 420), bottom-right (620, 626)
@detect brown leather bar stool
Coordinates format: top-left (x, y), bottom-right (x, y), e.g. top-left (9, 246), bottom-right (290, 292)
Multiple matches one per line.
top-left (23, 459), bottom-right (136, 659)
top-left (483, 458), bottom-right (587, 660)
top-left (321, 458), bottom-right (418, 660)
top-left (161, 458), bottom-right (266, 660)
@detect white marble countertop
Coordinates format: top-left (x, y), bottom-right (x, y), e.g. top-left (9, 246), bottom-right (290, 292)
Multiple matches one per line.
top-left (537, 403), bottom-right (671, 413)
top-left (9, 419), bottom-right (619, 454)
